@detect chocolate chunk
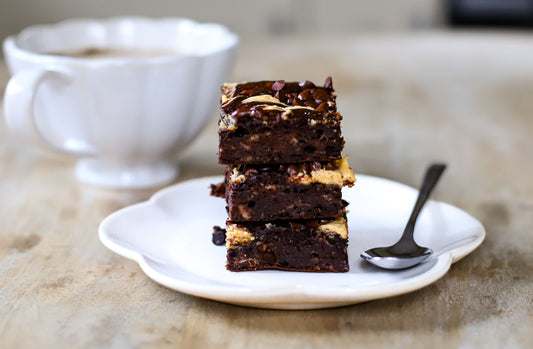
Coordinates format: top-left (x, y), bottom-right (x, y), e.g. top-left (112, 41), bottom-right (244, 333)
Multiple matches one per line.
top-left (272, 80), bottom-right (286, 91)
top-left (304, 100), bottom-right (318, 109)
top-left (299, 80), bottom-right (315, 89)
top-left (324, 76), bottom-right (333, 89)
top-left (298, 89), bottom-right (313, 101)
top-left (286, 95), bottom-right (294, 104)
top-left (311, 162), bottom-right (322, 171)
top-left (293, 98), bottom-right (305, 107)
top-left (287, 164), bottom-right (298, 176)
top-left (212, 226), bottom-right (226, 245)
top-left (313, 89), bottom-right (329, 103)
top-left (316, 102), bottom-right (328, 112)
top-left (325, 161), bottom-right (336, 170)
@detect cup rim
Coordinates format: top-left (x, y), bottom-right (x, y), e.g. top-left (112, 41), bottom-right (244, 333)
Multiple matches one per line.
top-left (3, 16), bottom-right (239, 66)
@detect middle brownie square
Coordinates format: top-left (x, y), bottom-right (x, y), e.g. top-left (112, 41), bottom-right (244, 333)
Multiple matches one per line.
top-left (212, 157), bottom-right (355, 222)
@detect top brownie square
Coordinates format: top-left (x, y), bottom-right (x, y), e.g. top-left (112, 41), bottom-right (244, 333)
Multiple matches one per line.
top-left (218, 77), bottom-right (344, 165)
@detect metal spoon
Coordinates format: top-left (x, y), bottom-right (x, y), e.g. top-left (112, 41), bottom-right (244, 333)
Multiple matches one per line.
top-left (361, 163), bottom-right (447, 270)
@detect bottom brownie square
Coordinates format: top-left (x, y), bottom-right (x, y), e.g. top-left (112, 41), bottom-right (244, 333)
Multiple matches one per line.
top-left (226, 217), bottom-right (349, 272)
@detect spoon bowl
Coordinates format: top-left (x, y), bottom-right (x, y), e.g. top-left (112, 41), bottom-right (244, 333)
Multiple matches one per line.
top-left (361, 163), bottom-right (446, 270)
top-left (361, 246), bottom-right (433, 270)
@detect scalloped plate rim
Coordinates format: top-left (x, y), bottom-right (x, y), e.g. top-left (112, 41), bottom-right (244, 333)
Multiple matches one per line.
top-left (98, 174), bottom-right (485, 309)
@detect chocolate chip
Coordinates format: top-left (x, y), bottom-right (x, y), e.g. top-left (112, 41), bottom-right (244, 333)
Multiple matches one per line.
top-left (304, 100), bottom-right (318, 109)
top-left (324, 76), bottom-right (333, 89)
top-left (288, 93), bottom-right (300, 105)
top-left (311, 162), bottom-right (322, 171)
top-left (212, 226), bottom-right (226, 245)
top-left (298, 89), bottom-right (313, 101)
top-left (293, 98), bottom-right (304, 107)
top-left (313, 89), bottom-right (329, 103)
top-left (287, 164), bottom-right (298, 176)
top-left (299, 80), bottom-right (315, 89)
top-left (316, 102), bottom-right (328, 111)
top-left (325, 161), bottom-right (336, 170)
top-left (272, 80), bottom-right (286, 91)
top-left (249, 108), bottom-right (263, 119)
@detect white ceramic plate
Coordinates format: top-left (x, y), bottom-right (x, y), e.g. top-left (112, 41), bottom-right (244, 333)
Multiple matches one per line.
top-left (99, 175), bottom-right (485, 309)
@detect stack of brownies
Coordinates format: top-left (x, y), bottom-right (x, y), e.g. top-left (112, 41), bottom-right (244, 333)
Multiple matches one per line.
top-left (211, 77), bottom-right (355, 272)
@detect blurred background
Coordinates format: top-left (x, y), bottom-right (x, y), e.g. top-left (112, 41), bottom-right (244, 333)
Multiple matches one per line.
top-left (1, 0), bottom-right (532, 196)
top-left (2, 0), bottom-right (533, 47)
top-left (0, 0), bottom-right (441, 44)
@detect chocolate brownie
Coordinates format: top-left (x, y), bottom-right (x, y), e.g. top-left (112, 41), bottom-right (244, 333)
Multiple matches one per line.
top-left (218, 78), bottom-right (344, 164)
top-left (220, 157), bottom-right (355, 221)
top-left (226, 217), bottom-right (349, 272)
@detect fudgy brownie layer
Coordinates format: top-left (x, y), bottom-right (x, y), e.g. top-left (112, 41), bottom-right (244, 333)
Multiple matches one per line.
top-left (221, 158), bottom-right (355, 221)
top-left (226, 218), bottom-right (349, 272)
top-left (228, 180), bottom-right (344, 221)
top-left (219, 124), bottom-right (343, 164)
top-left (218, 78), bottom-right (343, 164)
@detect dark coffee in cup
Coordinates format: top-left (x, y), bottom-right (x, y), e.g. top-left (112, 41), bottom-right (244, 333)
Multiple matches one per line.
top-left (48, 48), bottom-right (179, 59)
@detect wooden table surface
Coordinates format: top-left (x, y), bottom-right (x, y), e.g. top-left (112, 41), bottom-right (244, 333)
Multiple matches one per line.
top-left (1, 32), bottom-right (532, 348)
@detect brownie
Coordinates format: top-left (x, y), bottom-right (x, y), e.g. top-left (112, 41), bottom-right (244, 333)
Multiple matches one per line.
top-left (220, 157), bottom-right (355, 221)
top-left (226, 217), bottom-right (349, 272)
top-left (218, 78), bottom-right (344, 164)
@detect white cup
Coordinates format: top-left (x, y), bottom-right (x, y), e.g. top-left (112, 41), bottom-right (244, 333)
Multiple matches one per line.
top-left (3, 17), bottom-right (238, 188)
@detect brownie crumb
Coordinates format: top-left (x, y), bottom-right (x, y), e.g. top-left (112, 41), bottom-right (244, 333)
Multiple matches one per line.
top-left (212, 226), bottom-right (226, 245)
top-left (210, 182), bottom-right (226, 198)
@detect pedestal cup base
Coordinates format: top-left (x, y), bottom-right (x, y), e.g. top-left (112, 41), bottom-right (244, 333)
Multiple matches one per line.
top-left (75, 159), bottom-right (179, 189)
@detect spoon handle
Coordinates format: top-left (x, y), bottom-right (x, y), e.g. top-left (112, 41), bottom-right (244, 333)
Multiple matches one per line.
top-left (397, 164), bottom-right (447, 246)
